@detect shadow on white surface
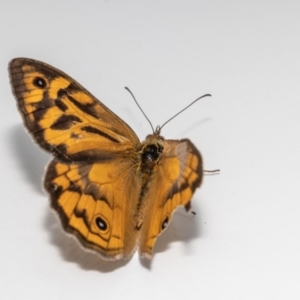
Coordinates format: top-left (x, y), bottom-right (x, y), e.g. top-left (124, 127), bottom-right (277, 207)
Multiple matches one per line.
top-left (9, 125), bottom-right (50, 194)
top-left (176, 117), bottom-right (212, 138)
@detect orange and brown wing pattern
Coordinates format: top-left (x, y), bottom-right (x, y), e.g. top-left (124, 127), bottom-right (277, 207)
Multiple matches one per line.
top-left (9, 58), bottom-right (139, 162)
top-left (138, 139), bottom-right (203, 257)
top-left (9, 57), bottom-right (209, 260)
top-left (45, 158), bottom-right (141, 260)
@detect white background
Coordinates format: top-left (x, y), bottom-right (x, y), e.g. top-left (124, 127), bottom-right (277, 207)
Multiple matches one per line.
top-left (1, 1), bottom-right (300, 299)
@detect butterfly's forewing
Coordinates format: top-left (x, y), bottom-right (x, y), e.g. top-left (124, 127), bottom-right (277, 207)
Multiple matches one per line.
top-left (138, 139), bottom-right (203, 257)
top-left (45, 159), bottom-right (141, 260)
top-left (9, 58), bottom-right (139, 162)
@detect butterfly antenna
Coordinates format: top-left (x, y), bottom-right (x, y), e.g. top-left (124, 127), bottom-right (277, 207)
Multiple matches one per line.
top-left (160, 94), bottom-right (212, 130)
top-left (125, 87), bottom-right (155, 133)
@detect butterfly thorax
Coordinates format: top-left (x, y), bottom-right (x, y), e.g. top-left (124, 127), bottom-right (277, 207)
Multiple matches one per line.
top-left (140, 134), bottom-right (164, 173)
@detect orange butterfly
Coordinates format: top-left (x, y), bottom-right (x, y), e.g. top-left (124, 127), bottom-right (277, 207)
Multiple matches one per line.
top-left (9, 58), bottom-right (211, 260)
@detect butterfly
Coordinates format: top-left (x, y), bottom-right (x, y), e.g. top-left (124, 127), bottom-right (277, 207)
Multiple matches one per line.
top-left (9, 58), bottom-right (210, 260)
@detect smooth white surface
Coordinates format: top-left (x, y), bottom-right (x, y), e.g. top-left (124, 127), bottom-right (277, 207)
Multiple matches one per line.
top-left (1, 1), bottom-right (300, 299)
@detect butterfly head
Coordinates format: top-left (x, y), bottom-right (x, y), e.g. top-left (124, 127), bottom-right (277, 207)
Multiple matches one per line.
top-left (145, 125), bottom-right (164, 144)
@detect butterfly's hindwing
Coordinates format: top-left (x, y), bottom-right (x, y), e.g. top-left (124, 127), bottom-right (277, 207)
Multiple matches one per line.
top-left (45, 159), bottom-right (141, 260)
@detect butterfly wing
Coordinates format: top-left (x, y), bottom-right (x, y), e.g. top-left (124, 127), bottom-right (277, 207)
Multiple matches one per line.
top-left (45, 158), bottom-right (141, 260)
top-left (138, 139), bottom-right (203, 258)
top-left (9, 58), bottom-right (142, 260)
top-left (9, 58), bottom-right (139, 162)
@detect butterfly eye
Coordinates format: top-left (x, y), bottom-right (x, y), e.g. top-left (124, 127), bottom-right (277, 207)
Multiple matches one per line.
top-left (95, 216), bottom-right (108, 231)
top-left (33, 77), bottom-right (47, 88)
top-left (161, 217), bottom-right (169, 230)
